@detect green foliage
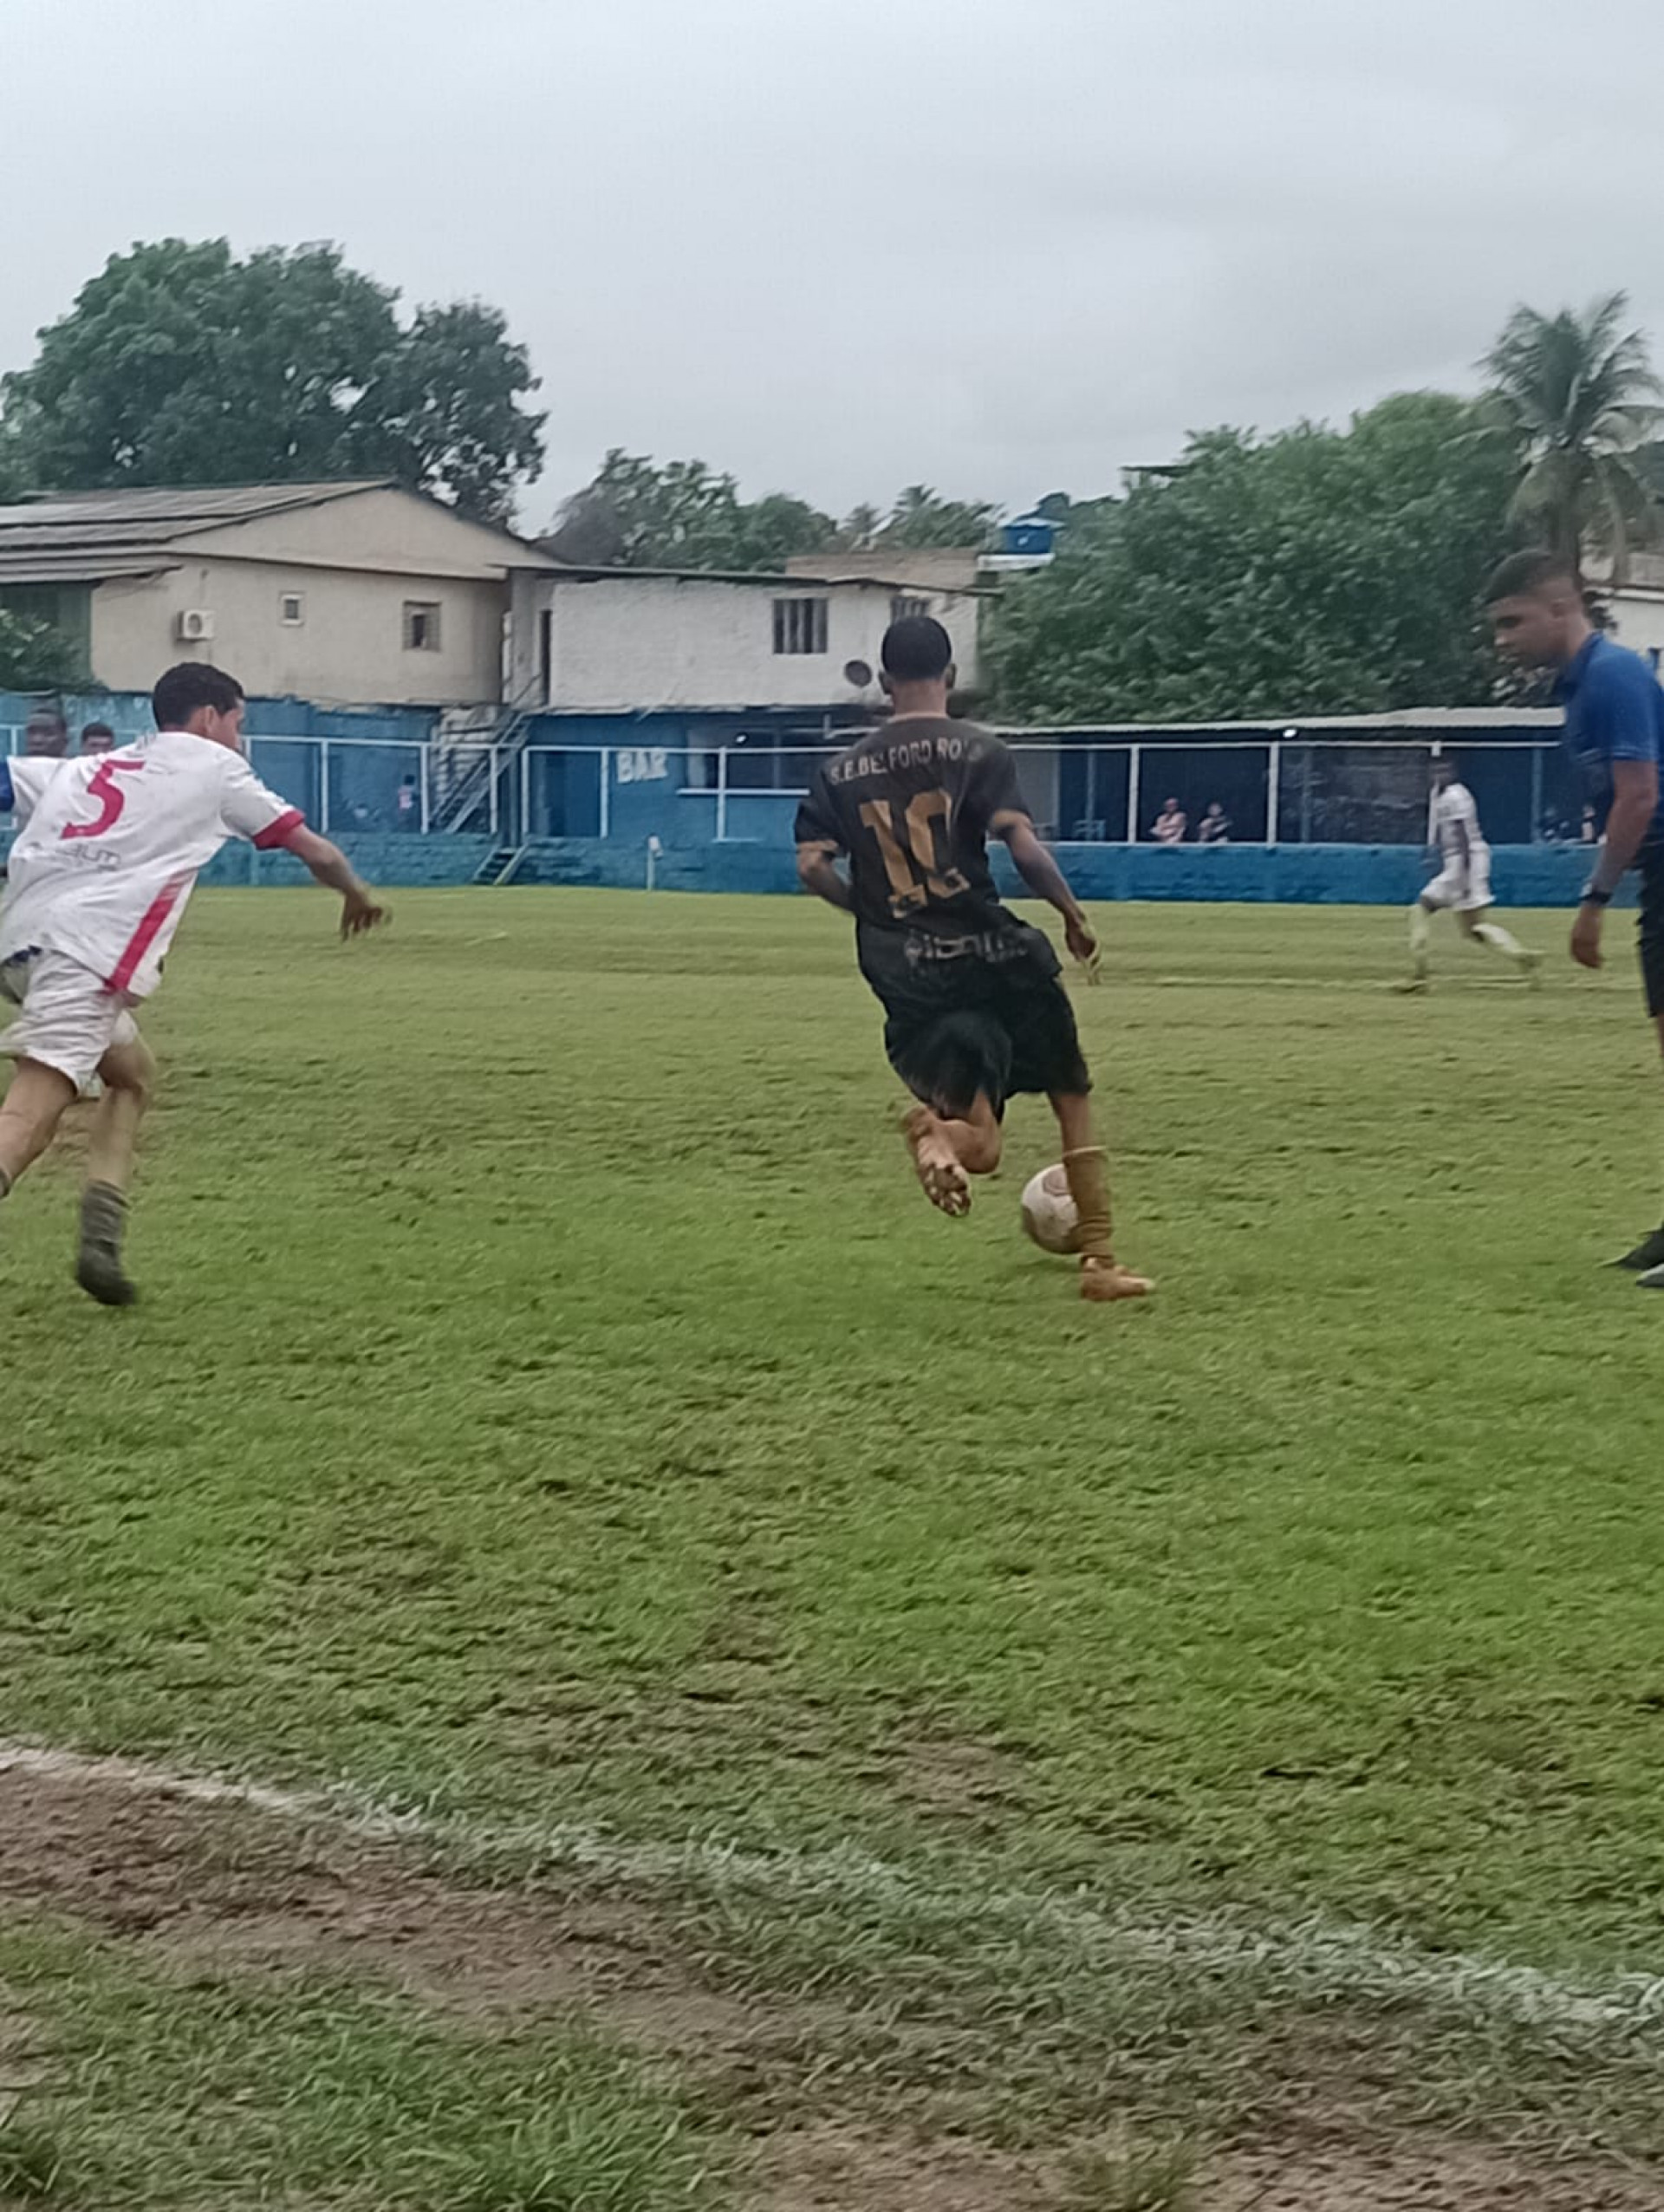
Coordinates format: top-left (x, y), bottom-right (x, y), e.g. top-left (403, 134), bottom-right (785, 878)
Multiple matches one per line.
top-left (546, 460), bottom-right (1000, 569)
top-left (546, 452), bottom-right (836, 569)
top-left (1481, 291), bottom-right (1662, 578)
top-left (0, 239), bottom-right (544, 522)
top-left (0, 604), bottom-right (85, 689)
top-left (988, 394), bottom-right (1518, 722)
top-left (854, 482), bottom-right (1003, 550)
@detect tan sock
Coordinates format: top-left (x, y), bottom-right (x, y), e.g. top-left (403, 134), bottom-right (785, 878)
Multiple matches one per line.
top-left (1063, 1146), bottom-right (1113, 1264)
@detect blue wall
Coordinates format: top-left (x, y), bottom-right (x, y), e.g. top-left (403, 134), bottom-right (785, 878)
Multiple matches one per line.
top-left (468, 837), bottom-right (1613, 907)
top-left (0, 830), bottom-right (1609, 905)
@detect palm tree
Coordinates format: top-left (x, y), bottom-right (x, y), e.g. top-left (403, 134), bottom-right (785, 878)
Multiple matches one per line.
top-left (1482, 291), bottom-right (1664, 582)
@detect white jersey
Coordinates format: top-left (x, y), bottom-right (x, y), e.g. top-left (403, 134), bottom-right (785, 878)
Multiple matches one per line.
top-left (1430, 781), bottom-right (1487, 865)
top-left (0, 732), bottom-right (301, 998)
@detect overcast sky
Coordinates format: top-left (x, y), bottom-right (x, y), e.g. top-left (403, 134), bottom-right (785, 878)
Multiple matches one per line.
top-left (8, 0), bottom-right (1664, 527)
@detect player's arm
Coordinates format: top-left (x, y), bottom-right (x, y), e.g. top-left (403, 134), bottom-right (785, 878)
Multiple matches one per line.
top-left (994, 811), bottom-right (1097, 968)
top-left (1573, 757), bottom-right (1658, 968)
top-left (796, 839), bottom-right (855, 913)
top-left (279, 823), bottom-right (389, 937)
top-left (1571, 673), bottom-right (1661, 969)
top-left (793, 775), bottom-right (854, 912)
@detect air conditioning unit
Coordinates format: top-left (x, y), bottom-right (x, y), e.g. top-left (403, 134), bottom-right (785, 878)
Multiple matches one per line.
top-left (176, 608), bottom-right (216, 642)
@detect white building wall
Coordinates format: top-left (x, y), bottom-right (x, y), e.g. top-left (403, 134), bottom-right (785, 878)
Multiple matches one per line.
top-left (510, 573), bottom-right (984, 712)
top-left (1604, 589), bottom-right (1664, 666)
top-left (89, 556), bottom-right (507, 706)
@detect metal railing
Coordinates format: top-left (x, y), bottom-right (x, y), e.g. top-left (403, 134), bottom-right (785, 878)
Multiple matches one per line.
top-left (2, 733), bottom-right (1586, 850)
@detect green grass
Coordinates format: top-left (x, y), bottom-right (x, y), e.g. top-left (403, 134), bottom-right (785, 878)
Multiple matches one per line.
top-left (0, 1922), bottom-right (726, 2211)
top-left (5, 887), bottom-right (1664, 2183)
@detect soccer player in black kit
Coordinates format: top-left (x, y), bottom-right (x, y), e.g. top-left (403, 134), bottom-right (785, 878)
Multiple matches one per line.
top-left (794, 616), bottom-right (1151, 1304)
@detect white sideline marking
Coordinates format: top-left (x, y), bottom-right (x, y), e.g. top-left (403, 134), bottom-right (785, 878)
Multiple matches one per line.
top-left (3, 1740), bottom-right (1661, 2038)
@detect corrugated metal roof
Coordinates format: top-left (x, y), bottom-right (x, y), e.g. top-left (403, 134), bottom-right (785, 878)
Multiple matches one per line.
top-left (0, 482), bottom-right (386, 533)
top-left (543, 562), bottom-right (996, 595)
top-left (0, 550), bottom-right (174, 583)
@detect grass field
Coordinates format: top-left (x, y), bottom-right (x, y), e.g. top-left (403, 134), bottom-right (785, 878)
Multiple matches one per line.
top-left (5, 886), bottom-right (1664, 2209)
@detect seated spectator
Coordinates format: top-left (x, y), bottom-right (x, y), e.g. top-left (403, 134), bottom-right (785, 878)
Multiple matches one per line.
top-left (1198, 801), bottom-right (1232, 844)
top-left (23, 707), bottom-right (68, 758)
top-left (1151, 797), bottom-right (1187, 844)
top-left (80, 719), bottom-right (115, 756)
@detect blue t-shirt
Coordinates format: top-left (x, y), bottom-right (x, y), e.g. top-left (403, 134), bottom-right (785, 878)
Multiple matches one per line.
top-left (1557, 634), bottom-right (1664, 833)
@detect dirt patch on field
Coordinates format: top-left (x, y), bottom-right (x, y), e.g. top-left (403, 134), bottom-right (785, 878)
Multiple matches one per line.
top-left (749, 2121), bottom-right (1049, 2210)
top-left (2, 1752), bottom-right (1661, 2212)
top-left (1210, 2137), bottom-right (1664, 2209)
top-left (0, 1754), bottom-right (764, 2053)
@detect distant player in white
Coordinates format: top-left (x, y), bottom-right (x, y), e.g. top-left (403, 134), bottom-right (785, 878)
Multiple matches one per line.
top-left (1400, 758), bottom-right (1540, 991)
top-left (0, 661), bottom-right (385, 1304)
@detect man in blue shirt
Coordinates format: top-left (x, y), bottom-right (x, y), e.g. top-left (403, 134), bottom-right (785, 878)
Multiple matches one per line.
top-left (1487, 549), bottom-right (1664, 1279)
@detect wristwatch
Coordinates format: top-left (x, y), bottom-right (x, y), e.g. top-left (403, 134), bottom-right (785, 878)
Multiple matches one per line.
top-left (1581, 885), bottom-right (1614, 907)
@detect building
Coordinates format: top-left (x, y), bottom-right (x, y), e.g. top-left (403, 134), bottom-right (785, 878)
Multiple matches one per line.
top-left (507, 564), bottom-right (990, 718)
top-left (782, 546), bottom-right (984, 596)
top-left (0, 482), bottom-right (556, 708)
top-left (1598, 556), bottom-right (1664, 667)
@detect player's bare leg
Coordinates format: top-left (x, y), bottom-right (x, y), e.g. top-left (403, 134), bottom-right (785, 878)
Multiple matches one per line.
top-left (901, 1095), bottom-right (1000, 1216)
top-left (1050, 1090), bottom-right (1152, 1301)
top-left (1394, 899), bottom-right (1434, 992)
top-left (76, 1036), bottom-right (153, 1304)
top-left (0, 1059), bottom-right (77, 1200)
top-left (1457, 906), bottom-right (1543, 985)
top-left (75, 1034), bottom-right (153, 1305)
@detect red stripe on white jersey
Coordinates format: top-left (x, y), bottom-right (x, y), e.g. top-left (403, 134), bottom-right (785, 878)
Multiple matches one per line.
top-left (253, 809), bottom-right (305, 851)
top-left (105, 873), bottom-right (191, 995)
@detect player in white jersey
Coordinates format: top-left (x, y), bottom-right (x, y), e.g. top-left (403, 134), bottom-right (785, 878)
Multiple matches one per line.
top-left (1397, 757), bottom-right (1541, 991)
top-left (0, 661), bottom-right (385, 1304)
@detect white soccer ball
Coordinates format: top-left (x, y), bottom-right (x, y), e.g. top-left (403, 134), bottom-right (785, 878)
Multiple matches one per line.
top-left (1020, 1164), bottom-right (1080, 1255)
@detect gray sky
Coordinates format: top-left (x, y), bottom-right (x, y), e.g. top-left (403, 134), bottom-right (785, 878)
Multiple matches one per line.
top-left (8, 0), bottom-right (1664, 527)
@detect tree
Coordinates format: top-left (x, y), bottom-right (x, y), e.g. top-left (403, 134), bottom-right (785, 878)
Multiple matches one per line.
top-left (1481, 292), bottom-right (1662, 581)
top-left (356, 301), bottom-right (544, 526)
top-left (0, 606), bottom-right (85, 690)
top-left (986, 393), bottom-right (1519, 724)
top-left (0, 240), bottom-right (545, 523)
top-left (872, 484), bottom-right (1001, 550)
top-left (546, 452), bottom-right (835, 569)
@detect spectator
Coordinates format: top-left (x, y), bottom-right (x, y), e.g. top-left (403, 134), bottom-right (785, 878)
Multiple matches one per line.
top-left (80, 719), bottom-right (116, 757)
top-left (397, 774), bottom-right (419, 831)
top-left (1151, 797), bottom-right (1187, 845)
top-left (1581, 803), bottom-right (1599, 844)
top-left (1198, 801), bottom-right (1232, 844)
top-left (23, 707), bottom-right (68, 758)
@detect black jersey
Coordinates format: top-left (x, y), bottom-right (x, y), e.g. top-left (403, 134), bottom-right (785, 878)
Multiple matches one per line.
top-left (794, 718), bottom-right (1028, 941)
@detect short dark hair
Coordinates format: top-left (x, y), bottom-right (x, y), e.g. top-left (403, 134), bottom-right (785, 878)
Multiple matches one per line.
top-left (25, 706), bottom-right (66, 731)
top-left (1483, 549), bottom-right (1575, 604)
top-left (152, 662), bottom-right (244, 728)
top-left (881, 615), bottom-right (952, 682)
top-left (80, 719), bottom-right (114, 741)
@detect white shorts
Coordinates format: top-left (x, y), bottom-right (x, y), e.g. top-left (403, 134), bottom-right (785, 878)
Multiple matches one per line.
top-left (0, 951), bottom-right (140, 1093)
top-left (1423, 849), bottom-right (1492, 913)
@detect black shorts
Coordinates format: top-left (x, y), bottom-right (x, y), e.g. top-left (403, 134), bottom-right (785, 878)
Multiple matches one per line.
top-left (1640, 834), bottom-right (1664, 1017)
top-left (859, 920), bottom-right (1092, 1119)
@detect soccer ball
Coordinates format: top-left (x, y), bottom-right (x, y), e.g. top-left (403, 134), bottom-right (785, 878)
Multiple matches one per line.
top-left (1020, 1164), bottom-right (1080, 1255)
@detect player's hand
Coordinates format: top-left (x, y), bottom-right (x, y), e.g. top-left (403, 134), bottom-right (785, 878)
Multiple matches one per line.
top-left (1064, 912), bottom-right (1101, 980)
top-left (341, 886), bottom-right (389, 939)
top-left (1570, 903), bottom-right (1605, 971)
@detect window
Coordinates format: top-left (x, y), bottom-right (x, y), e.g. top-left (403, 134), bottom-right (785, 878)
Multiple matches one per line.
top-left (771, 596), bottom-right (829, 655)
top-left (403, 600), bottom-right (443, 651)
top-left (890, 595), bottom-right (931, 623)
top-left (279, 591), bottom-right (305, 627)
